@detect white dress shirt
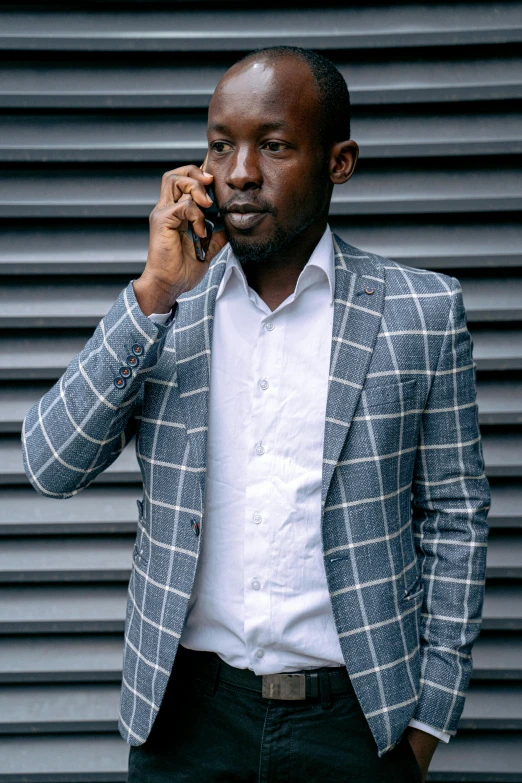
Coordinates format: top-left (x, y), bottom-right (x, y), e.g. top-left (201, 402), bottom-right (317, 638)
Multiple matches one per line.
top-left (149, 225), bottom-right (449, 742)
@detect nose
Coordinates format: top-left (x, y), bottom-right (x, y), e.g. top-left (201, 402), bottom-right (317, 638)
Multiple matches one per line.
top-left (226, 145), bottom-right (261, 192)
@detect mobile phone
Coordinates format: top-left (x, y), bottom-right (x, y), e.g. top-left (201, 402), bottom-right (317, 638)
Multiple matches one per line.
top-left (186, 154), bottom-right (222, 261)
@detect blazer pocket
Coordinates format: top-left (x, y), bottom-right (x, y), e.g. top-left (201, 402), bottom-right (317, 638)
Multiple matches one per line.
top-left (133, 499), bottom-right (146, 565)
top-left (402, 570), bottom-right (424, 603)
top-left (362, 379), bottom-right (417, 411)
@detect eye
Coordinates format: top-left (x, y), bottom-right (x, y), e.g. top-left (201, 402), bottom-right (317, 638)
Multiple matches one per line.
top-left (211, 141), bottom-right (232, 153)
top-left (263, 141), bottom-right (288, 152)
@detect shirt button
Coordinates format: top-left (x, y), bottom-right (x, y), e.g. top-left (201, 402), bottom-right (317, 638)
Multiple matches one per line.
top-left (253, 513), bottom-right (262, 524)
top-left (255, 443), bottom-right (265, 456)
top-left (265, 322), bottom-right (274, 331)
top-left (256, 649), bottom-right (265, 659)
top-left (259, 379), bottom-right (269, 391)
top-left (252, 579), bottom-right (261, 591)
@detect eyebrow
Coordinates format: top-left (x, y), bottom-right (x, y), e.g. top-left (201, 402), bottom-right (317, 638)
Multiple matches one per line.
top-left (207, 120), bottom-right (290, 135)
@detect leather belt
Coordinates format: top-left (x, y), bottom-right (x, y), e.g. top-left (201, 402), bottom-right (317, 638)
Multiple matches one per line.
top-left (176, 645), bottom-right (354, 702)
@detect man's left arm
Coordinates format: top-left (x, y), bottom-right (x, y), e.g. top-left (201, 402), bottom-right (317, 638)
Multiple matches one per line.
top-left (408, 276), bottom-right (491, 775)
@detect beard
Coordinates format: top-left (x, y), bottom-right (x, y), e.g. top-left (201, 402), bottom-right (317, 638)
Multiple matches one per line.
top-left (225, 213), bottom-right (318, 265)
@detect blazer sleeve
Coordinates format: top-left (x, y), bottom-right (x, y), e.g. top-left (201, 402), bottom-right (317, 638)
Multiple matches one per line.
top-left (410, 276), bottom-right (491, 735)
top-left (21, 281), bottom-right (173, 498)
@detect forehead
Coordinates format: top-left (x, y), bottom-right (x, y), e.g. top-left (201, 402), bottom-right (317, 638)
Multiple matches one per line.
top-left (208, 57), bottom-right (321, 132)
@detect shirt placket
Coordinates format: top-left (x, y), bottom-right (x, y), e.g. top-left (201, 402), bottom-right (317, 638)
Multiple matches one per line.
top-left (243, 308), bottom-right (285, 672)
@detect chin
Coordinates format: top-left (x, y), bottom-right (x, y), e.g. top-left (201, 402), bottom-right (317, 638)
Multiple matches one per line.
top-left (227, 225), bottom-right (291, 264)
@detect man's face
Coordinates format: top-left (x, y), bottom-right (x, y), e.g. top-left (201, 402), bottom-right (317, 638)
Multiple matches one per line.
top-left (207, 57), bottom-right (332, 263)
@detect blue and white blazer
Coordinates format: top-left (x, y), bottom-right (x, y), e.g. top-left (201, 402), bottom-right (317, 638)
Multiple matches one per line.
top-left (22, 235), bottom-right (490, 756)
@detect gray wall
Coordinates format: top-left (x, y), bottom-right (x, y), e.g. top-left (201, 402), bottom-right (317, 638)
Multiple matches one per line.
top-left (0, 2), bottom-right (521, 780)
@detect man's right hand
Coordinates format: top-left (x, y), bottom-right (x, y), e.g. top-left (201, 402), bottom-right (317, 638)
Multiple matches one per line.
top-left (133, 165), bottom-right (228, 316)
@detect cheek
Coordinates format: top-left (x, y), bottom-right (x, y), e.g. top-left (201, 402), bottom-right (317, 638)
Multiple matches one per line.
top-left (274, 177), bottom-right (324, 228)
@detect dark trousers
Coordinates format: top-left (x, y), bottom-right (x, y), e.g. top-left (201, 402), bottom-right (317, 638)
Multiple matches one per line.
top-left (128, 645), bottom-right (422, 783)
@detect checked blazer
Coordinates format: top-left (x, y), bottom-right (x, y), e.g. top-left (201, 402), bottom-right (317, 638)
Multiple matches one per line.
top-left (22, 234), bottom-right (490, 756)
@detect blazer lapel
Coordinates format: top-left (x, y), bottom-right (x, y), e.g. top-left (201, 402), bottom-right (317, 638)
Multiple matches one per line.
top-left (174, 245), bottom-right (229, 500)
top-left (321, 235), bottom-right (386, 508)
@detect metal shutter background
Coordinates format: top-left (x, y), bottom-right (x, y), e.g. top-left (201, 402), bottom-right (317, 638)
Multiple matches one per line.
top-left (0, 1), bottom-right (521, 779)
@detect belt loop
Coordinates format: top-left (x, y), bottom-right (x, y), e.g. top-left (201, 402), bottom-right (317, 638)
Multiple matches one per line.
top-left (319, 670), bottom-right (332, 710)
top-left (208, 653), bottom-right (222, 697)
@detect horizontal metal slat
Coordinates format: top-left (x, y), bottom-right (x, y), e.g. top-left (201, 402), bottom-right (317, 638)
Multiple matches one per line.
top-left (1, 56), bottom-right (520, 109)
top-left (0, 437), bottom-right (139, 485)
top-left (3, 379), bottom-right (520, 435)
top-left (3, 221), bottom-right (521, 275)
top-left (485, 536), bottom-right (522, 579)
top-left (472, 636), bottom-right (522, 680)
top-left (482, 433), bottom-right (522, 478)
top-left (0, 486), bottom-right (139, 535)
top-left (0, 531), bottom-right (515, 584)
top-left (0, 537), bottom-right (135, 583)
top-left (0, 681), bottom-right (519, 735)
top-left (0, 584), bottom-right (519, 635)
top-left (0, 165), bottom-right (521, 219)
top-left (0, 635), bottom-right (124, 684)
top-left (0, 683), bottom-right (120, 734)
top-left (482, 585), bottom-right (522, 631)
top-left (468, 330), bottom-right (522, 371)
top-left (0, 585), bottom-right (127, 634)
top-left (1, 632), bottom-right (520, 685)
top-left (0, 479), bottom-right (518, 538)
top-left (432, 732), bottom-right (522, 781)
top-left (488, 483), bottom-right (522, 528)
top-left (1, 5), bottom-right (521, 52)
top-left (0, 335), bottom-right (88, 380)
top-left (2, 327), bottom-right (520, 381)
top-left (0, 282), bottom-right (125, 328)
top-left (0, 733), bottom-right (128, 782)
top-left (1, 111), bottom-right (520, 162)
top-left (1, 276), bottom-right (520, 328)
top-left (3, 429), bottom-right (521, 488)
top-left (0, 730), bottom-right (521, 783)
top-left (477, 381), bottom-right (522, 426)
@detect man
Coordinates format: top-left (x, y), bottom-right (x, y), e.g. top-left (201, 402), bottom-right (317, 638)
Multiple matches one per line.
top-left (22, 47), bottom-right (490, 781)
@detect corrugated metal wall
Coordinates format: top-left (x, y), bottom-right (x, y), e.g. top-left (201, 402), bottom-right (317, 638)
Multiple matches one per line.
top-left (0, 1), bottom-right (520, 779)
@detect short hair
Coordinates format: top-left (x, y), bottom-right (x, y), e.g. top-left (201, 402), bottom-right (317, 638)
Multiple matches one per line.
top-left (234, 46), bottom-right (351, 148)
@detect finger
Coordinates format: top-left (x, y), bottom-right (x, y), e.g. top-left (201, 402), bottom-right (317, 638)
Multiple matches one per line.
top-left (176, 198), bottom-right (208, 238)
top-left (159, 168), bottom-right (213, 206)
top-left (152, 199), bottom-right (207, 237)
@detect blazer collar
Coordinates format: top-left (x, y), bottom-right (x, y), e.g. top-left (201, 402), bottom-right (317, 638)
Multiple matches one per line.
top-left (321, 234), bottom-right (385, 508)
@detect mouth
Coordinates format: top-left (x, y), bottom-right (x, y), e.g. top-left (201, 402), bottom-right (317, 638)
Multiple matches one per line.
top-left (225, 212), bottom-right (267, 230)
top-left (222, 202), bottom-right (271, 231)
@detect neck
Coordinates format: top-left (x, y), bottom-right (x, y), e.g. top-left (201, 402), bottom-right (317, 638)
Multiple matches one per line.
top-left (240, 219), bottom-right (328, 312)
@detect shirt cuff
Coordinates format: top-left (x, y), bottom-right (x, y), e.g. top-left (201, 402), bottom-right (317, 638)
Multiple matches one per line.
top-left (148, 311), bottom-right (172, 325)
top-left (408, 719), bottom-right (451, 743)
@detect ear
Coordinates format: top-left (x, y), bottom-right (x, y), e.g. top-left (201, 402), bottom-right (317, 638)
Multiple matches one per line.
top-left (329, 140), bottom-right (359, 185)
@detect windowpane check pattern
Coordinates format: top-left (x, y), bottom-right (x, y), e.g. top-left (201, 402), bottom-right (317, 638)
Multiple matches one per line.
top-left (21, 234), bottom-right (490, 756)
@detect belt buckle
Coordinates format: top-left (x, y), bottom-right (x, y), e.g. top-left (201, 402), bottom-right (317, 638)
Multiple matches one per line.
top-left (262, 673), bottom-right (306, 700)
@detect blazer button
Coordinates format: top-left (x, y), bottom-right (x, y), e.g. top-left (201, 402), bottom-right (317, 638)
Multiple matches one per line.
top-left (191, 519), bottom-right (200, 537)
top-left (119, 366), bottom-right (132, 378)
top-left (114, 376), bottom-right (126, 389)
top-left (126, 354), bottom-right (139, 368)
top-left (132, 343), bottom-right (144, 356)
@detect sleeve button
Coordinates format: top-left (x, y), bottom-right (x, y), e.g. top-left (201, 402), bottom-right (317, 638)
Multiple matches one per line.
top-left (114, 376), bottom-right (126, 389)
top-left (126, 355), bottom-right (139, 368)
top-left (132, 344), bottom-right (144, 356)
top-left (119, 366), bottom-right (132, 378)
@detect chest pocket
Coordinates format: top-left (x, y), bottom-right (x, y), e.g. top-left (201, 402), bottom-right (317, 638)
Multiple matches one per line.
top-left (361, 379), bottom-right (417, 411)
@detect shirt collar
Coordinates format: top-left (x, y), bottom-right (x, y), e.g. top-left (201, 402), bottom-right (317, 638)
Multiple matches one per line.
top-left (216, 224), bottom-right (335, 304)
